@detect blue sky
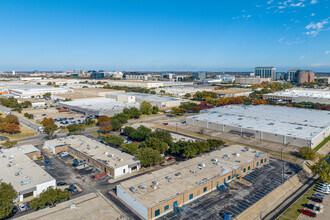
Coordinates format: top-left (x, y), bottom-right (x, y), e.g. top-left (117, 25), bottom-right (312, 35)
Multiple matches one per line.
top-left (0, 0), bottom-right (329, 71)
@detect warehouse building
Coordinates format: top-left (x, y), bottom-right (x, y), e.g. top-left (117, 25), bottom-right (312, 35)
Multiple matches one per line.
top-left (235, 77), bottom-right (271, 85)
top-left (117, 145), bottom-right (269, 220)
top-left (0, 145), bottom-right (56, 202)
top-left (44, 135), bottom-right (140, 179)
top-left (186, 105), bottom-right (330, 148)
top-left (5, 84), bottom-right (71, 98)
top-left (106, 92), bottom-right (182, 109)
top-left (263, 89), bottom-right (330, 104)
top-left (58, 97), bottom-right (140, 118)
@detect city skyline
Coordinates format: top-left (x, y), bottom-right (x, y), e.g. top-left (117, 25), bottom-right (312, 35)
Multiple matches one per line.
top-left (0, 0), bottom-right (329, 71)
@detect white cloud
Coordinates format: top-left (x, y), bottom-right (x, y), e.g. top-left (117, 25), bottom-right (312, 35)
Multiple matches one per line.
top-left (278, 37), bottom-right (285, 43)
top-left (311, 13), bottom-right (315, 16)
top-left (290, 2), bottom-right (305, 7)
top-left (299, 55), bottom-right (305, 59)
top-left (305, 17), bottom-right (330, 36)
top-left (267, 0), bottom-right (274, 4)
top-left (325, 51), bottom-right (330, 55)
top-left (311, 0), bottom-right (317, 4)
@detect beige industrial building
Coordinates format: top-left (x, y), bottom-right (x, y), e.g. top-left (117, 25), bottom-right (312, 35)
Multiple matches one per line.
top-left (117, 145), bottom-right (269, 220)
top-left (0, 145), bottom-right (56, 202)
top-left (186, 105), bottom-right (330, 148)
top-left (106, 92), bottom-right (182, 109)
top-left (263, 89), bottom-right (330, 104)
top-left (235, 77), bottom-right (271, 85)
top-left (44, 135), bottom-right (140, 179)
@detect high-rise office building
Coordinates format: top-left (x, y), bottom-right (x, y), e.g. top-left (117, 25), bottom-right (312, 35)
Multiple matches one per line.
top-left (254, 67), bottom-right (276, 81)
top-left (286, 70), bottom-right (297, 82)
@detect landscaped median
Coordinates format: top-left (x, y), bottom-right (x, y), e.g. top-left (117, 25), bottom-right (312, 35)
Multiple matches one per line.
top-left (277, 184), bottom-right (317, 220)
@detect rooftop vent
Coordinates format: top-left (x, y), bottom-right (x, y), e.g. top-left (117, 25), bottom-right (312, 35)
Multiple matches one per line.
top-left (198, 163), bottom-right (205, 167)
top-left (129, 187), bottom-right (137, 194)
top-left (174, 172), bottom-right (181, 177)
top-left (190, 169), bottom-right (196, 173)
top-left (138, 184), bottom-right (147, 189)
top-left (165, 176), bottom-right (172, 182)
top-left (213, 161), bottom-right (220, 165)
top-left (198, 166), bottom-right (203, 170)
top-left (152, 180), bottom-right (159, 185)
top-left (211, 158), bottom-right (218, 162)
top-left (151, 185), bottom-right (157, 189)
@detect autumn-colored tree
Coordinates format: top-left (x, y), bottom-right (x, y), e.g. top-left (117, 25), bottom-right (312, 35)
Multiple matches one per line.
top-left (0, 123), bottom-right (6, 132)
top-left (4, 123), bottom-right (20, 134)
top-left (42, 117), bottom-right (55, 126)
top-left (99, 121), bottom-right (112, 133)
top-left (97, 115), bottom-right (111, 125)
top-left (3, 115), bottom-right (19, 125)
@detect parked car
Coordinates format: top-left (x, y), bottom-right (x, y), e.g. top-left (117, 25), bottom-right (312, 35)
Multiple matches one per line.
top-left (60, 151), bottom-right (69, 157)
top-left (65, 188), bottom-right (73, 193)
top-left (313, 193), bottom-right (325, 198)
top-left (42, 114), bottom-right (47, 116)
top-left (56, 182), bottom-right (67, 186)
top-left (300, 209), bottom-right (316, 217)
top-left (304, 203), bottom-right (320, 211)
top-left (69, 185), bottom-right (78, 192)
top-left (163, 122), bottom-right (169, 126)
top-left (310, 197), bottom-right (323, 203)
top-left (18, 203), bottom-right (27, 212)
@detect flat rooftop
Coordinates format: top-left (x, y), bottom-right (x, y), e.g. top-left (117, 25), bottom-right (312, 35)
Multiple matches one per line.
top-left (213, 88), bottom-right (252, 94)
top-left (60, 97), bottom-right (140, 113)
top-left (109, 92), bottom-right (182, 103)
top-left (46, 135), bottom-right (138, 168)
top-left (0, 145), bottom-right (54, 192)
top-left (5, 84), bottom-right (70, 93)
top-left (188, 105), bottom-right (330, 140)
top-left (16, 192), bottom-right (126, 220)
top-left (54, 92), bottom-right (100, 99)
top-left (118, 145), bottom-right (267, 208)
top-left (265, 89), bottom-right (330, 99)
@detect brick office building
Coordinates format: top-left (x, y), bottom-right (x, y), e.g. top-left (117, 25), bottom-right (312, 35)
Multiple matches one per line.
top-left (116, 145), bottom-right (269, 219)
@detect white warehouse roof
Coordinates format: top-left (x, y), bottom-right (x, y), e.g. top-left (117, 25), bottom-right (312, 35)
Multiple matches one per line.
top-left (188, 105), bottom-right (330, 140)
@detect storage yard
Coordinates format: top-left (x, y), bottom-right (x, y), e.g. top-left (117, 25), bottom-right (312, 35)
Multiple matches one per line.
top-left (186, 105), bottom-right (330, 148)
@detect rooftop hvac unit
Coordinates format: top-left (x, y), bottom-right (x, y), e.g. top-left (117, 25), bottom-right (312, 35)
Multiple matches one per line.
top-left (244, 146), bottom-right (250, 151)
top-left (211, 158), bottom-right (218, 162)
top-left (152, 180), bottom-right (159, 185)
top-left (151, 184), bottom-right (157, 189)
top-left (104, 152), bottom-right (109, 155)
top-left (198, 166), bottom-right (203, 170)
top-left (174, 172), bottom-right (181, 177)
top-left (198, 163), bottom-right (205, 167)
top-left (129, 187), bottom-right (137, 194)
top-left (190, 169), bottom-right (196, 173)
top-left (138, 184), bottom-right (147, 189)
top-left (213, 161), bottom-right (220, 165)
top-left (165, 176), bottom-right (172, 182)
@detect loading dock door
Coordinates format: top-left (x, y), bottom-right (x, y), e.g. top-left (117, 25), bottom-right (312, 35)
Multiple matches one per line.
top-left (23, 191), bottom-right (34, 199)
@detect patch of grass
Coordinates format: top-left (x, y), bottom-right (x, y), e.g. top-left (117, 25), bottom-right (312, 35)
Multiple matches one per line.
top-left (279, 184), bottom-right (316, 220)
top-left (1, 125), bottom-right (37, 140)
top-left (90, 132), bottom-right (99, 138)
top-left (313, 135), bottom-right (330, 151)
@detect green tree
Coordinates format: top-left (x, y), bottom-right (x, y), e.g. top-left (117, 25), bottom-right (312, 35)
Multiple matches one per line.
top-left (135, 148), bottom-right (163, 167)
top-left (152, 106), bottom-right (159, 114)
top-left (184, 93), bottom-right (191, 98)
top-left (2, 140), bottom-right (18, 148)
top-left (129, 126), bottom-right (152, 141)
top-left (148, 130), bottom-right (173, 145)
top-left (3, 115), bottom-right (19, 125)
top-left (140, 101), bottom-right (153, 115)
top-left (84, 117), bottom-right (95, 126)
top-left (101, 135), bottom-right (124, 146)
top-left (30, 187), bottom-right (71, 211)
top-left (0, 182), bottom-right (17, 219)
top-left (112, 113), bottom-right (129, 124)
top-left (123, 126), bottom-right (135, 135)
top-left (67, 124), bottom-right (85, 134)
top-left (44, 124), bottom-right (58, 139)
top-left (110, 119), bottom-right (122, 131)
top-left (159, 90), bottom-right (166, 94)
top-left (310, 155), bottom-right (330, 182)
top-left (121, 143), bottom-right (139, 155)
top-left (97, 115), bottom-right (111, 125)
top-left (123, 107), bottom-right (142, 119)
top-left (299, 147), bottom-right (317, 160)
top-left (140, 137), bottom-right (168, 153)
top-left (207, 139), bottom-right (225, 149)
top-left (43, 92), bottom-right (51, 98)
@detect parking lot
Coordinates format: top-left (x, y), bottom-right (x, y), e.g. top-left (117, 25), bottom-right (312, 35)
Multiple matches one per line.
top-left (159, 158), bottom-right (301, 220)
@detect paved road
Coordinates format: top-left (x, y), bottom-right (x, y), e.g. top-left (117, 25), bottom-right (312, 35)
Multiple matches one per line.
top-left (0, 105), bottom-right (41, 131)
